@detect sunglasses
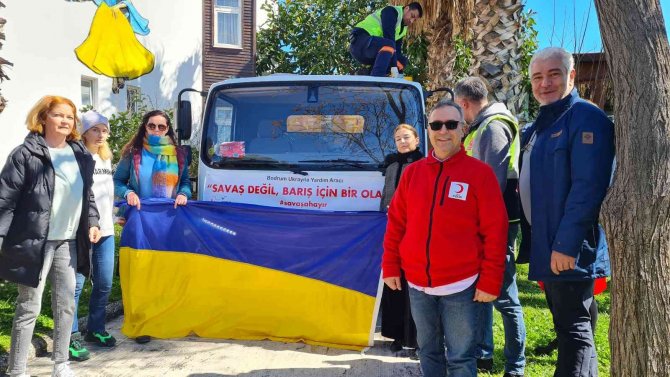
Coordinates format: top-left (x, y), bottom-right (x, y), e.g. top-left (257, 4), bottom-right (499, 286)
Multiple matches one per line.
top-left (427, 120), bottom-right (460, 131)
top-left (146, 123), bottom-right (168, 131)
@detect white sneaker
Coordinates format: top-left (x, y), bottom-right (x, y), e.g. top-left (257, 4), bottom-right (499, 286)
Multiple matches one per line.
top-left (52, 362), bottom-right (76, 377)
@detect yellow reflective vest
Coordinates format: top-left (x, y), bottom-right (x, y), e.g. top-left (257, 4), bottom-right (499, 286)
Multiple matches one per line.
top-left (464, 113), bottom-right (520, 180)
top-left (355, 6), bottom-right (407, 41)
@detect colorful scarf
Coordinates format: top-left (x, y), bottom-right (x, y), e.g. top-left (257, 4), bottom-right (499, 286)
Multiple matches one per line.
top-left (143, 135), bottom-right (179, 198)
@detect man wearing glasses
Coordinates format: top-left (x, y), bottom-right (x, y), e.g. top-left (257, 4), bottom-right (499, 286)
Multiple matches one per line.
top-left (518, 47), bottom-right (614, 376)
top-left (454, 77), bottom-right (525, 377)
top-left (382, 99), bottom-right (508, 377)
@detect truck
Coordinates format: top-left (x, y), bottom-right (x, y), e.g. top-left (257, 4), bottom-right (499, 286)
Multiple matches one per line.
top-left (176, 75), bottom-right (432, 210)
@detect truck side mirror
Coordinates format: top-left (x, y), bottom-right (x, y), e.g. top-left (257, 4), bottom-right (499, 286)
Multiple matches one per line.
top-left (177, 99), bottom-right (192, 141)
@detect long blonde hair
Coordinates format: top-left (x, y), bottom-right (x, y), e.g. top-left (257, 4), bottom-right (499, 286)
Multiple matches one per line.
top-left (25, 95), bottom-right (81, 141)
top-left (97, 142), bottom-right (113, 161)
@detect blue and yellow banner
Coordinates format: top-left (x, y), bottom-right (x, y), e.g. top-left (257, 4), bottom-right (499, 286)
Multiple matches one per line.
top-left (119, 199), bottom-right (386, 350)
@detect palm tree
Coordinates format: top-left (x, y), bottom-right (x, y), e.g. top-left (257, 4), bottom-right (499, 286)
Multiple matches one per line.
top-left (396, 0), bottom-right (474, 97)
top-left (469, 0), bottom-right (525, 115)
top-left (394, 0), bottom-right (525, 115)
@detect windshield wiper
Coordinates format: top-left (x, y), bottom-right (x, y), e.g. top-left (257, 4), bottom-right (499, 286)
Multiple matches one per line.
top-left (299, 159), bottom-right (371, 169)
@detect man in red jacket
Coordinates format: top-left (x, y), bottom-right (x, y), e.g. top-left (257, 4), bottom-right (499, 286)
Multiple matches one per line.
top-left (383, 99), bottom-right (508, 377)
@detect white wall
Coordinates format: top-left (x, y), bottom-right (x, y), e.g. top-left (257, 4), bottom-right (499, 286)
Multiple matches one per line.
top-left (0, 0), bottom-right (203, 163)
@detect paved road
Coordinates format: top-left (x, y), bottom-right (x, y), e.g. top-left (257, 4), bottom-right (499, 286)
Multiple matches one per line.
top-left (24, 316), bottom-right (422, 377)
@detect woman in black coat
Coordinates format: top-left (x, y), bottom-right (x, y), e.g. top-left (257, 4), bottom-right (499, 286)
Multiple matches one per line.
top-left (0, 95), bottom-right (100, 377)
top-left (380, 123), bottom-right (423, 356)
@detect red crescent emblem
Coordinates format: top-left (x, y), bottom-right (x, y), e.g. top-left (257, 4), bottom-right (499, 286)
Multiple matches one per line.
top-left (455, 183), bottom-right (464, 194)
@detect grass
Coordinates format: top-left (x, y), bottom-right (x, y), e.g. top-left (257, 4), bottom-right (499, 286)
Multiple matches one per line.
top-left (0, 229), bottom-right (611, 375)
top-left (480, 263), bottom-right (611, 377)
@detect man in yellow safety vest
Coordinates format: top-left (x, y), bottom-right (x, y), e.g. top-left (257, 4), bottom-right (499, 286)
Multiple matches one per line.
top-left (349, 2), bottom-right (423, 77)
top-left (454, 76), bottom-right (525, 377)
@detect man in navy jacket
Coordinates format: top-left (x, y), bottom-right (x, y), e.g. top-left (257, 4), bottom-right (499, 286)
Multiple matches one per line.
top-left (518, 47), bottom-right (614, 376)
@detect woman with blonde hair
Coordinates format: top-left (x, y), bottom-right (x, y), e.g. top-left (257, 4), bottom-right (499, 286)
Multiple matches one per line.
top-left (0, 95), bottom-right (101, 377)
top-left (68, 111), bottom-right (118, 363)
top-left (379, 123), bottom-right (423, 357)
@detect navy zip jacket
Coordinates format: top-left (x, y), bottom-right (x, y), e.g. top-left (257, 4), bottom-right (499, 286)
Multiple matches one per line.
top-left (379, 6), bottom-right (407, 70)
top-left (519, 89), bottom-right (614, 282)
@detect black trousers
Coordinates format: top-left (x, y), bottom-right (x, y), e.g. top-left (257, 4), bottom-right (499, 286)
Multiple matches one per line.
top-left (544, 280), bottom-right (598, 377)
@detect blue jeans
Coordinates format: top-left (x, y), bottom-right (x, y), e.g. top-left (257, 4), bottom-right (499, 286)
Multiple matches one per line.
top-left (476, 223), bottom-right (526, 374)
top-left (73, 235), bottom-right (115, 334)
top-left (409, 284), bottom-right (480, 377)
top-left (544, 280), bottom-right (597, 377)
top-left (349, 32), bottom-right (395, 77)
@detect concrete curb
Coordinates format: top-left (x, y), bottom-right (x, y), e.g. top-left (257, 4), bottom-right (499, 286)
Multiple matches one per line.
top-left (0, 300), bottom-right (123, 374)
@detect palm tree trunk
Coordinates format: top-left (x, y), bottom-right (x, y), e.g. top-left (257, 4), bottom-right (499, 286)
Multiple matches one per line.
top-left (469, 0), bottom-right (525, 115)
top-left (393, 0), bottom-right (474, 103)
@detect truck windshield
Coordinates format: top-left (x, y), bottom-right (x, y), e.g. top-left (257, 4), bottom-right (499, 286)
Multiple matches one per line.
top-left (201, 82), bottom-right (425, 170)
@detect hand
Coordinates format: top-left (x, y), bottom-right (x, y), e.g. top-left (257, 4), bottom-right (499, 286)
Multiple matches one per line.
top-left (551, 250), bottom-right (576, 275)
top-left (174, 194), bottom-right (188, 208)
top-left (116, 217), bottom-right (126, 226)
top-left (383, 276), bottom-right (402, 290)
top-left (126, 192), bottom-right (141, 210)
top-left (89, 226), bottom-right (101, 243)
top-left (473, 289), bottom-right (497, 302)
top-left (390, 67), bottom-right (399, 78)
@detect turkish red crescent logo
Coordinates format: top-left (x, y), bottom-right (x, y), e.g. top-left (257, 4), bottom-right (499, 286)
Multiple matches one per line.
top-left (454, 183), bottom-right (464, 194)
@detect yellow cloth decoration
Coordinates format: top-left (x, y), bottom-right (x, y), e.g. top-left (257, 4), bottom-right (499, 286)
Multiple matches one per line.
top-left (75, 2), bottom-right (154, 79)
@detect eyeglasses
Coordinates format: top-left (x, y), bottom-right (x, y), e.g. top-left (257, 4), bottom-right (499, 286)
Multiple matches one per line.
top-left (427, 120), bottom-right (460, 131)
top-left (147, 123), bottom-right (168, 131)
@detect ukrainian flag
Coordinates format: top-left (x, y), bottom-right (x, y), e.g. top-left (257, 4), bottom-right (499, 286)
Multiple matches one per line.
top-left (119, 200), bottom-right (386, 350)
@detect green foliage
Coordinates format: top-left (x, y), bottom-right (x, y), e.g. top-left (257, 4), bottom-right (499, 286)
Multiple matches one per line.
top-left (257, 0), bottom-right (383, 75)
top-left (256, 0), bottom-right (429, 85)
top-left (402, 33), bottom-right (429, 85)
top-left (452, 35), bottom-right (473, 82)
top-left (518, 9), bottom-right (540, 121)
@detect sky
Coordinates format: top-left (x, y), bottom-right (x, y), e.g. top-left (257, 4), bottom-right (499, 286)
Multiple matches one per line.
top-left (525, 0), bottom-right (670, 53)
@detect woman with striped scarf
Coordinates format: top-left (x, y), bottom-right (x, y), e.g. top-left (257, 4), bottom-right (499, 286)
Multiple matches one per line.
top-left (112, 110), bottom-right (191, 344)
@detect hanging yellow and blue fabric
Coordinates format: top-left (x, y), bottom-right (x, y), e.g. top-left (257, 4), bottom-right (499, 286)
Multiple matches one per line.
top-left (75, 2), bottom-right (154, 79)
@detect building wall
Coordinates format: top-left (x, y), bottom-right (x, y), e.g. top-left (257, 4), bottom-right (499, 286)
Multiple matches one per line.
top-left (0, 0), bottom-right (203, 163)
top-left (202, 0), bottom-right (256, 92)
top-left (574, 53), bottom-right (611, 111)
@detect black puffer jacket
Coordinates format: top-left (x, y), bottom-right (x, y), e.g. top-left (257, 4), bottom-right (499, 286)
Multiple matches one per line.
top-left (379, 149), bottom-right (424, 211)
top-left (0, 132), bottom-right (99, 288)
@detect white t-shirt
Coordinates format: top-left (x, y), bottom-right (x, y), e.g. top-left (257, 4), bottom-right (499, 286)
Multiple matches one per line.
top-left (47, 145), bottom-right (83, 240)
top-left (408, 274), bottom-right (479, 296)
top-left (519, 132), bottom-right (537, 225)
top-left (92, 154), bottom-right (115, 237)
